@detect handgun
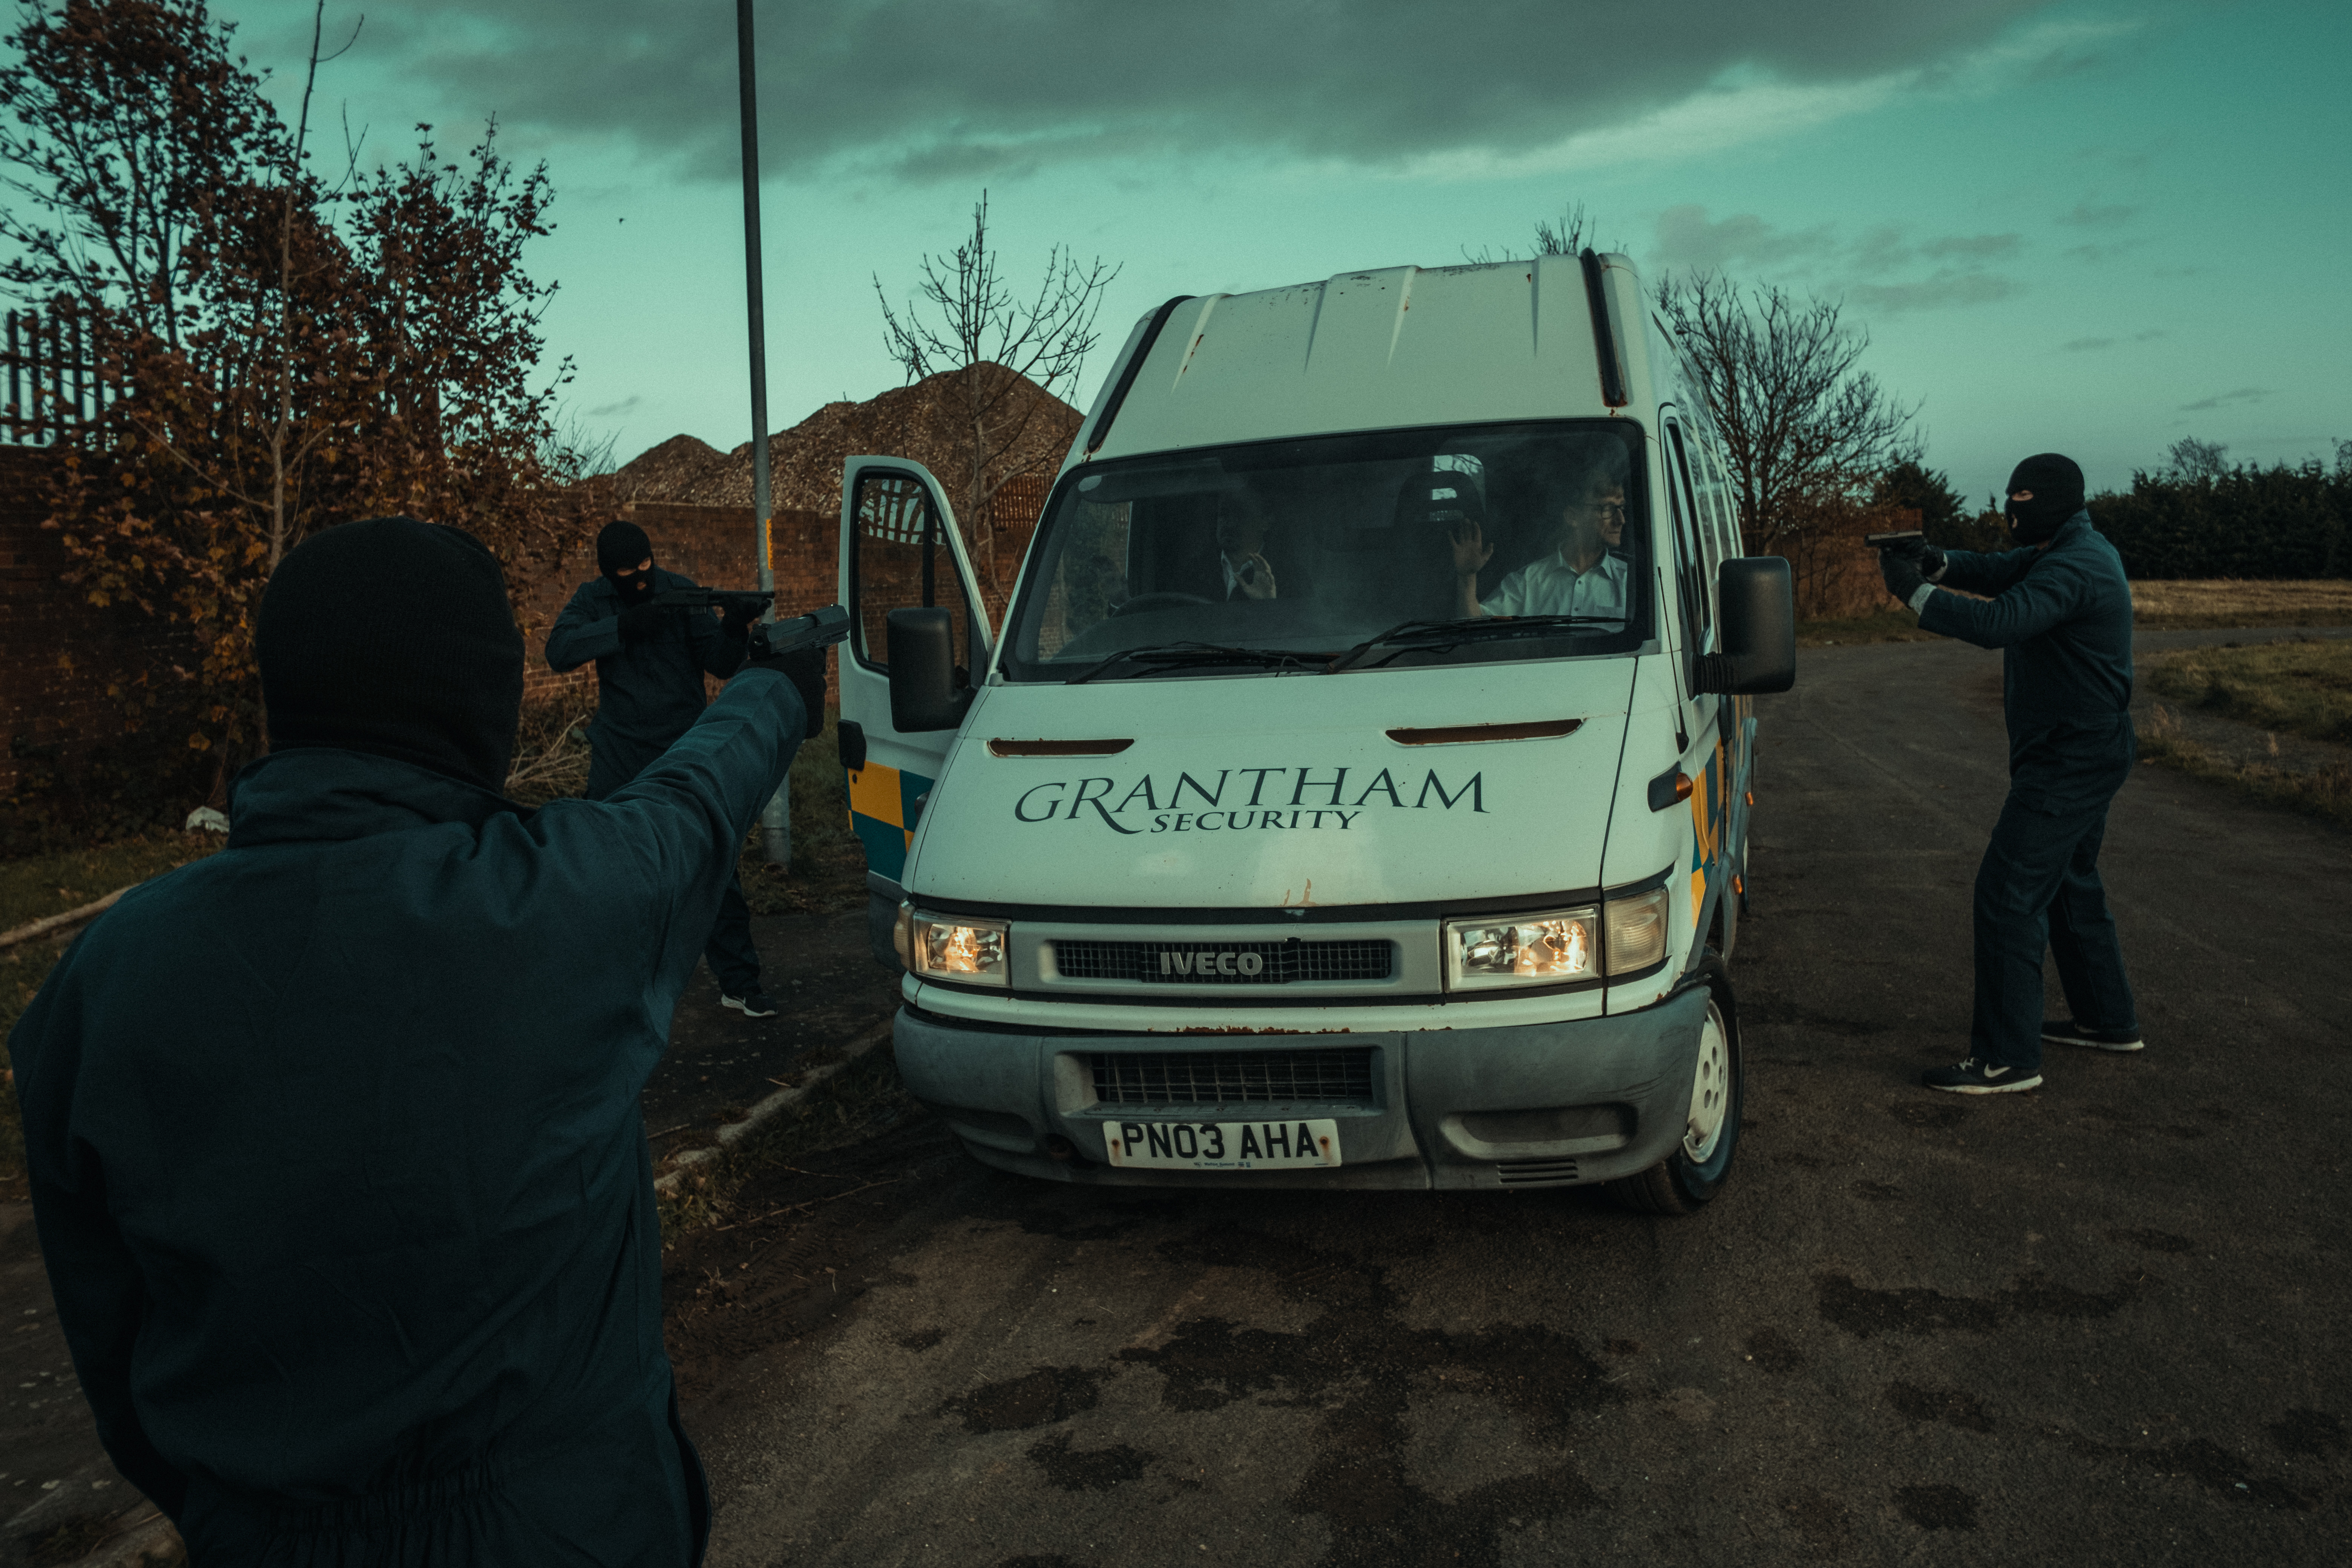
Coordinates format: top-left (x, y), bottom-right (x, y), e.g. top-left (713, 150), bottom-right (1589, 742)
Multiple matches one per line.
top-left (1863, 530), bottom-right (1925, 550)
top-left (747, 603), bottom-right (851, 659)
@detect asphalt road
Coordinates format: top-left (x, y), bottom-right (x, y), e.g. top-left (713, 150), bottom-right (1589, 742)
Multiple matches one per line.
top-left (678, 635), bottom-right (2352, 1568)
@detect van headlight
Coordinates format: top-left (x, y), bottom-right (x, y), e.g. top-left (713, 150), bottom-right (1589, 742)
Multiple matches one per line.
top-left (1603, 885), bottom-right (1671, 974)
top-left (1442, 882), bottom-right (1675, 991)
top-left (1444, 906), bottom-right (1599, 990)
top-left (906, 910), bottom-right (1011, 986)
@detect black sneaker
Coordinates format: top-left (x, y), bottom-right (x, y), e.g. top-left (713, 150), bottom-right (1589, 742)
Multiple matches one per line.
top-left (2042, 1019), bottom-right (2144, 1052)
top-left (1922, 1057), bottom-right (2043, 1094)
top-left (721, 989), bottom-right (780, 1019)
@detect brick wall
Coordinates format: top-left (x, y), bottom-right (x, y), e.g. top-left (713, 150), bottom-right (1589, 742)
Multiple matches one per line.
top-left (519, 501), bottom-right (847, 706)
top-left (518, 493), bottom-right (1048, 707)
top-left (3, 453), bottom-right (1056, 799)
top-left (0, 445), bottom-right (197, 798)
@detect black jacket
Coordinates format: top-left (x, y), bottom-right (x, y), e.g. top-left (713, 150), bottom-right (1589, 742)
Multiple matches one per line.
top-left (547, 570), bottom-right (745, 773)
top-left (1920, 511), bottom-right (2136, 810)
top-left (10, 670), bottom-right (806, 1563)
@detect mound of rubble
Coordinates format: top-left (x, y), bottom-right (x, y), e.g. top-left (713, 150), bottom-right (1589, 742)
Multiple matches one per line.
top-left (612, 366), bottom-right (1080, 522)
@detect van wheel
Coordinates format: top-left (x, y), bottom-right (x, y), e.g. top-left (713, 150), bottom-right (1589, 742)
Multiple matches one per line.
top-left (1614, 962), bottom-right (1742, 1216)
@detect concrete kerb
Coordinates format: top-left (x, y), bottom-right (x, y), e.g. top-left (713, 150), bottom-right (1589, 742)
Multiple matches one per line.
top-left (652, 1018), bottom-right (896, 1195)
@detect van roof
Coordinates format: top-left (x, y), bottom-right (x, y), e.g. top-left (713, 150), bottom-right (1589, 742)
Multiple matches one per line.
top-left (1078, 255), bottom-right (1636, 465)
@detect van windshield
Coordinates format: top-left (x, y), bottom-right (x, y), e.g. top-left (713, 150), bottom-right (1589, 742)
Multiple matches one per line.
top-left (1001, 421), bottom-right (1652, 683)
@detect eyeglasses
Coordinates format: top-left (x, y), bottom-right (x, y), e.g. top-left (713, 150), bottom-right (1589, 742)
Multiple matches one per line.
top-left (1579, 502), bottom-right (1627, 520)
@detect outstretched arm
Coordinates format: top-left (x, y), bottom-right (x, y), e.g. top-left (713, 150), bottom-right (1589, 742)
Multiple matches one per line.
top-left (1919, 556), bottom-right (2091, 649)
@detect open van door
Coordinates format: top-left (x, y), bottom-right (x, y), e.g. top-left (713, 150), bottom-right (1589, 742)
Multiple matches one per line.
top-left (836, 457), bottom-right (993, 967)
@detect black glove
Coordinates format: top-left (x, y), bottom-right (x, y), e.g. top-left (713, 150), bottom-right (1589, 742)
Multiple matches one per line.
top-left (1882, 535), bottom-right (1948, 580)
top-left (721, 599), bottom-right (762, 635)
top-left (743, 642), bottom-right (827, 739)
top-left (617, 601), bottom-right (667, 642)
top-left (1879, 548), bottom-right (1927, 605)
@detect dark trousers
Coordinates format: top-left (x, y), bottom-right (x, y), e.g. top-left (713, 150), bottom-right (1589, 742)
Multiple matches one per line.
top-left (588, 739), bottom-right (762, 998)
top-left (1970, 789), bottom-right (2138, 1072)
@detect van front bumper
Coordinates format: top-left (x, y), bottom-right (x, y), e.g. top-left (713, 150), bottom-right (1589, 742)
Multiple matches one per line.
top-left (891, 984), bottom-right (1710, 1190)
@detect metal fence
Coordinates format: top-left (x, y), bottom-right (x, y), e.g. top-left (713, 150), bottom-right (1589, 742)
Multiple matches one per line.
top-left (3, 303), bottom-right (109, 446)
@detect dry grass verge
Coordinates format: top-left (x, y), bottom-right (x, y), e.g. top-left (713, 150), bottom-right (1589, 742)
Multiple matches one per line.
top-left (2141, 637), bottom-right (2352, 747)
top-left (2130, 579), bottom-right (2352, 628)
top-left (656, 1043), bottom-right (919, 1237)
top-left (2139, 706), bottom-right (2352, 829)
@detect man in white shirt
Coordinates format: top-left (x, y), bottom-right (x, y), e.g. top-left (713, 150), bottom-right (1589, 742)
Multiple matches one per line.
top-left (1448, 467), bottom-right (1631, 623)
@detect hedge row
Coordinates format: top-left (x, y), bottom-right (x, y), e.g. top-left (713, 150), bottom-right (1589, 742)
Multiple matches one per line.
top-left (2090, 463), bottom-right (2349, 580)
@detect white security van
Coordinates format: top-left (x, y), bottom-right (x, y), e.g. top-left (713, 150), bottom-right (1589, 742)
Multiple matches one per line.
top-left (831, 253), bottom-right (1793, 1212)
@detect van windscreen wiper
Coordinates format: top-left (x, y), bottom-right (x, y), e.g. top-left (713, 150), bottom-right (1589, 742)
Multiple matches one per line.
top-left (1064, 641), bottom-right (1336, 685)
top-left (1325, 615), bottom-right (1624, 674)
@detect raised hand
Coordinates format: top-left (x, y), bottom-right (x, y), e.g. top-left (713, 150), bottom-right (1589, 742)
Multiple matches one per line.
top-left (1449, 516), bottom-right (1494, 580)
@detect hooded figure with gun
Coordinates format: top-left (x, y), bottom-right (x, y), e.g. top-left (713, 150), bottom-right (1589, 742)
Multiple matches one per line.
top-left (548, 520), bottom-right (782, 1017)
top-left (1876, 453), bottom-right (2143, 1095)
top-left (9, 516), bottom-right (831, 1562)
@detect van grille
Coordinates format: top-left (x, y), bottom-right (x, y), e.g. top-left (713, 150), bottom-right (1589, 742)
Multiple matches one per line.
top-left (1089, 1048), bottom-right (1378, 1107)
top-left (1053, 939), bottom-right (1392, 986)
top-left (1495, 1158), bottom-right (1582, 1187)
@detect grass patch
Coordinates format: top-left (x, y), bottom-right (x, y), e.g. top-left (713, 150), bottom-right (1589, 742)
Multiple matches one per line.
top-left (2139, 709), bottom-right (2352, 829)
top-left (2131, 579), bottom-right (2352, 628)
top-left (657, 1042), bottom-right (916, 1237)
top-left (2142, 637), bottom-right (2352, 747)
top-left (1798, 608), bottom-right (1937, 648)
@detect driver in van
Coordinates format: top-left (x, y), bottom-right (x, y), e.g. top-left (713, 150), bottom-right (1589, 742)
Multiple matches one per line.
top-left (1216, 491), bottom-right (1278, 600)
top-left (1448, 447), bottom-right (1633, 622)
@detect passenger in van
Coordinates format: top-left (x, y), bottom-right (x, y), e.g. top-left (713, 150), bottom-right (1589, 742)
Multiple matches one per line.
top-left (1448, 450), bottom-right (1632, 623)
top-left (1216, 490), bottom-right (1279, 600)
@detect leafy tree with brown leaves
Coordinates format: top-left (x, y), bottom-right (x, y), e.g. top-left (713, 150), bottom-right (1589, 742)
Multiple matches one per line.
top-left (2, 0), bottom-right (591, 796)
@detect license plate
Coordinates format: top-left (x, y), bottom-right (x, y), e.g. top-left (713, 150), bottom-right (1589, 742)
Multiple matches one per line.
top-left (1103, 1118), bottom-right (1341, 1171)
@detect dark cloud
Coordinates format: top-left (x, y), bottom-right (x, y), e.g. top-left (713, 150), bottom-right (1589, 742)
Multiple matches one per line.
top-left (1650, 205), bottom-right (1835, 270)
top-left (2060, 200), bottom-right (2136, 227)
top-left (587, 396), bottom-right (643, 418)
top-left (1848, 269), bottom-right (2019, 314)
top-left (2060, 336), bottom-right (2115, 352)
top-left (1918, 232), bottom-right (2019, 259)
top-left (313, 0), bottom-right (2056, 181)
top-left (1648, 208), bottom-right (2021, 314)
top-left (2179, 387), bottom-right (2271, 412)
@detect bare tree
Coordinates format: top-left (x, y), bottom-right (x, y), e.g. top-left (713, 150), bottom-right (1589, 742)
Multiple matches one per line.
top-left (1657, 271), bottom-right (1916, 553)
top-left (2163, 437), bottom-right (2229, 481)
top-left (1462, 202), bottom-right (1600, 264)
top-left (873, 192), bottom-right (1118, 589)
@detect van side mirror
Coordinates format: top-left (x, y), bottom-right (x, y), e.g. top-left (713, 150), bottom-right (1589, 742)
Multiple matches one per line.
top-left (1695, 557), bottom-right (1796, 695)
top-left (886, 607), bottom-right (974, 732)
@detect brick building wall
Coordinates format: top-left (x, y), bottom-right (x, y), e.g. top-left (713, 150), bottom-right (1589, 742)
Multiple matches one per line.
top-left (0, 445), bottom-right (197, 798)
top-left (3, 450), bottom-right (1057, 798)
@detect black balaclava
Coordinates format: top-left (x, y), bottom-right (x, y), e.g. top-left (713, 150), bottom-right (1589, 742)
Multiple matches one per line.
top-left (597, 519), bottom-right (656, 603)
top-left (259, 516), bottom-right (525, 792)
top-left (2004, 453), bottom-right (2086, 545)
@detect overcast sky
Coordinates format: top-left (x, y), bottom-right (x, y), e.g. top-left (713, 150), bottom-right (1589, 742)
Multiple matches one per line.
top-left (182, 0), bottom-right (2352, 499)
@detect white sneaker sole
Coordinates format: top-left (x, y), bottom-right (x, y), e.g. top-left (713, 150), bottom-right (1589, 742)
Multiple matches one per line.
top-left (2045, 1034), bottom-right (2142, 1052)
top-left (721, 997), bottom-right (778, 1019)
top-left (1929, 1074), bottom-right (2044, 1095)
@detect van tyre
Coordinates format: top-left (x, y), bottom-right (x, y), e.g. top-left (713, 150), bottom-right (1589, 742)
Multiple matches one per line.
top-left (1613, 957), bottom-right (1742, 1216)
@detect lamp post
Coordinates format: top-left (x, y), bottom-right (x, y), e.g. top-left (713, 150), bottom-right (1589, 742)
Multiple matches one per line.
top-left (738, 0), bottom-right (790, 867)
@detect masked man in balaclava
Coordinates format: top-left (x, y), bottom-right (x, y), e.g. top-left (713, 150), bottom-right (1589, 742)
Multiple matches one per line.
top-left (9, 516), bottom-right (827, 1562)
top-left (548, 520), bottom-right (779, 1017)
top-left (1879, 453), bottom-right (2142, 1095)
